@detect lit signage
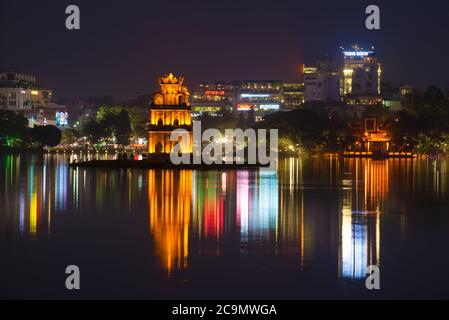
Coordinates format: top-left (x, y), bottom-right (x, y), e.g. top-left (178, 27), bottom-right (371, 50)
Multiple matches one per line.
top-left (303, 67), bottom-right (317, 74)
top-left (259, 104), bottom-right (280, 110)
top-left (31, 90), bottom-right (39, 95)
top-left (240, 93), bottom-right (270, 98)
top-left (56, 111), bottom-right (69, 126)
top-left (343, 51), bottom-right (373, 57)
top-left (193, 106), bottom-right (221, 112)
top-left (237, 103), bottom-right (254, 111)
top-left (205, 90), bottom-right (225, 96)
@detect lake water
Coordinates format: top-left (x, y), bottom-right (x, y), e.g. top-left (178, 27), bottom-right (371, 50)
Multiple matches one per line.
top-left (0, 153), bottom-right (448, 299)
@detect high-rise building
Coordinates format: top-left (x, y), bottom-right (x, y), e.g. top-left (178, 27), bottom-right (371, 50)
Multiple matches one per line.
top-left (340, 45), bottom-right (381, 97)
top-left (303, 60), bottom-right (340, 103)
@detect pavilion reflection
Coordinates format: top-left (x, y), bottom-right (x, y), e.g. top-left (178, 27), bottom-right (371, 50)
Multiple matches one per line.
top-left (339, 159), bottom-right (386, 279)
top-left (278, 158), bottom-right (306, 268)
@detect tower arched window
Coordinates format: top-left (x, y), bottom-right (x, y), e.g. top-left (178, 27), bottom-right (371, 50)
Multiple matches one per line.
top-left (155, 142), bottom-right (163, 154)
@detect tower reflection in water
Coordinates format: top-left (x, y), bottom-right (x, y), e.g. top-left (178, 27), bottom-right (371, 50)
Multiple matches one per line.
top-left (339, 159), bottom-right (386, 280)
top-left (147, 170), bottom-right (191, 275)
top-left (147, 169), bottom-right (279, 275)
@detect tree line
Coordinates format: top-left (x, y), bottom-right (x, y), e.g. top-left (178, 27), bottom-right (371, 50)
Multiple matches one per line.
top-left (62, 105), bottom-right (148, 146)
top-left (0, 111), bottom-right (61, 148)
top-left (261, 86), bottom-right (449, 155)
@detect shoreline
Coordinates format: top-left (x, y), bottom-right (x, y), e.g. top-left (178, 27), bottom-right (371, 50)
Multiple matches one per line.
top-left (68, 159), bottom-right (270, 170)
top-left (1, 147), bottom-right (444, 159)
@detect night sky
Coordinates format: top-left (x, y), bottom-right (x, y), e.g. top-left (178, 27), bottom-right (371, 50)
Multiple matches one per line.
top-left (1, 0), bottom-right (448, 101)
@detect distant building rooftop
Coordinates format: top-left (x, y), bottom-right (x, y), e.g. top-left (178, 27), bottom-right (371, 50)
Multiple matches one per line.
top-left (0, 71), bottom-right (39, 89)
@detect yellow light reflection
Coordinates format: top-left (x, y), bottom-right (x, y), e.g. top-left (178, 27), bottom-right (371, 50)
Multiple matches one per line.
top-left (30, 192), bottom-right (37, 237)
top-left (148, 170), bottom-right (192, 275)
top-left (339, 159), bottom-right (386, 279)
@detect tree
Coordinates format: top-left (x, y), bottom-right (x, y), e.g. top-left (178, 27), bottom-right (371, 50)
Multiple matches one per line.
top-left (82, 119), bottom-right (104, 144)
top-left (82, 106), bottom-right (133, 146)
top-left (261, 109), bottom-right (352, 153)
top-left (61, 128), bottom-right (79, 145)
top-left (30, 125), bottom-right (62, 147)
top-left (127, 107), bottom-right (148, 138)
top-left (114, 110), bottom-right (132, 145)
top-left (0, 111), bottom-right (29, 146)
top-left (390, 86), bottom-right (449, 154)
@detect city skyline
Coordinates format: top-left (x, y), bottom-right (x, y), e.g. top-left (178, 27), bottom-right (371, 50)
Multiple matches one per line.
top-left (1, 0), bottom-right (449, 101)
top-left (1, 0), bottom-right (449, 303)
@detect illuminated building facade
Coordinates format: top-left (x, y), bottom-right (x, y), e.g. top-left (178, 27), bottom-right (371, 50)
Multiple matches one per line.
top-left (303, 60), bottom-right (340, 102)
top-left (346, 95), bottom-right (383, 106)
top-left (190, 80), bottom-right (304, 117)
top-left (281, 82), bottom-right (304, 109)
top-left (191, 82), bottom-right (234, 117)
top-left (235, 80), bottom-right (283, 121)
top-left (349, 117), bottom-right (390, 155)
top-left (0, 71), bottom-right (59, 128)
top-left (341, 45), bottom-right (382, 98)
top-left (0, 72), bottom-right (52, 112)
top-left (24, 107), bottom-right (57, 128)
top-left (148, 73), bottom-right (192, 154)
top-left (362, 118), bottom-right (390, 153)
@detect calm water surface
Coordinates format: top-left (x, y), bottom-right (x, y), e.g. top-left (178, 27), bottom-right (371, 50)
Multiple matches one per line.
top-left (0, 154), bottom-right (448, 299)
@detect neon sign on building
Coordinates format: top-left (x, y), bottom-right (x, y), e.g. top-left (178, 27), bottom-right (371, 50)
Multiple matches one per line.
top-left (56, 112), bottom-right (69, 126)
top-left (205, 90), bottom-right (225, 96)
top-left (343, 51), bottom-right (373, 57)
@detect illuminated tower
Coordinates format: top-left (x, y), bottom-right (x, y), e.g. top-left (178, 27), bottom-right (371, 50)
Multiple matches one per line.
top-left (148, 73), bottom-right (192, 154)
top-left (341, 44), bottom-right (381, 97)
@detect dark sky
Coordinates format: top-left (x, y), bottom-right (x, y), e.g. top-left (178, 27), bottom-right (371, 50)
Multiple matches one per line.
top-left (1, 0), bottom-right (448, 101)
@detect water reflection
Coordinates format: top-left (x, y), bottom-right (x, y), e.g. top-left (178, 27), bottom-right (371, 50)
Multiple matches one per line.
top-left (148, 170), bottom-right (191, 275)
top-left (278, 158), bottom-right (306, 267)
top-left (0, 153), bottom-right (137, 239)
top-left (339, 159), bottom-right (385, 279)
top-left (148, 169), bottom-right (280, 275)
top-left (1, 154), bottom-right (449, 297)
